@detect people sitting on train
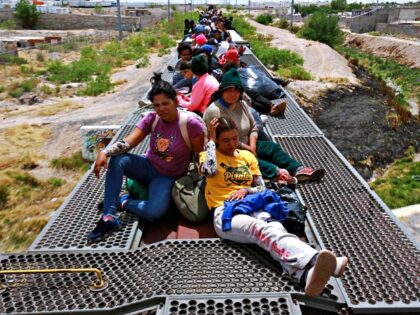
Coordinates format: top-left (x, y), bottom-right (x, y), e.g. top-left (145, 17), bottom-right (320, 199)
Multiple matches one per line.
top-left (174, 61), bottom-right (194, 94)
top-left (199, 116), bottom-right (348, 297)
top-left (172, 42), bottom-right (193, 86)
top-left (177, 54), bottom-right (219, 115)
top-left (88, 73), bottom-right (206, 242)
top-left (204, 67), bottom-right (325, 185)
top-left (194, 34), bottom-right (207, 48)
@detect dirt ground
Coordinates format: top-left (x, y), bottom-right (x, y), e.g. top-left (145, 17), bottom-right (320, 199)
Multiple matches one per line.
top-left (344, 32), bottom-right (420, 69)
top-left (1, 52), bottom-right (173, 159)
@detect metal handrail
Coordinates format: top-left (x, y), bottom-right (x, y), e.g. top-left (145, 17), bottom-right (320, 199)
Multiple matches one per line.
top-left (0, 268), bottom-right (107, 293)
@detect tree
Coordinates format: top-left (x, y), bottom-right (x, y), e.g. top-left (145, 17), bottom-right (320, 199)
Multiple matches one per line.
top-left (298, 11), bottom-right (343, 47)
top-left (14, 0), bottom-right (40, 29)
top-left (331, 0), bottom-right (347, 13)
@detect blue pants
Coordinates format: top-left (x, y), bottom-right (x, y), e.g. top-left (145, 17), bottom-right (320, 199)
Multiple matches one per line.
top-left (103, 154), bottom-right (176, 221)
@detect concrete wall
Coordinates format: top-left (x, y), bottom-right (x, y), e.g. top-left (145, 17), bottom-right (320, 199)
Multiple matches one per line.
top-left (376, 22), bottom-right (420, 38)
top-left (0, 9), bottom-right (162, 31)
top-left (350, 9), bottom-right (389, 33)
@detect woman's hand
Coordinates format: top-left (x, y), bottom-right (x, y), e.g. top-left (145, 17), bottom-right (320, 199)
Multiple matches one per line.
top-left (94, 151), bottom-right (108, 179)
top-left (208, 117), bottom-right (219, 142)
top-left (240, 143), bottom-right (257, 157)
top-left (227, 188), bottom-right (248, 202)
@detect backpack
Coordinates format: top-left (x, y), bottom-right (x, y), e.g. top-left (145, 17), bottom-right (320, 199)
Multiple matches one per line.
top-left (171, 162), bottom-right (210, 222)
top-left (265, 182), bottom-right (307, 237)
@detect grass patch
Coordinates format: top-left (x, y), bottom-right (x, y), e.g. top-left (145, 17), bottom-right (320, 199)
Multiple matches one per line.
top-left (0, 124), bottom-right (51, 169)
top-left (0, 124), bottom-right (79, 252)
top-left (36, 100), bottom-right (84, 116)
top-left (336, 44), bottom-right (420, 109)
top-left (319, 77), bottom-right (350, 84)
top-left (232, 16), bottom-right (311, 80)
top-left (50, 151), bottom-right (91, 173)
top-left (370, 147), bottom-right (420, 209)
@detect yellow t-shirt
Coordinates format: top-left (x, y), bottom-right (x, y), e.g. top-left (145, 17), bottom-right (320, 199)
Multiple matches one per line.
top-left (199, 149), bottom-right (261, 209)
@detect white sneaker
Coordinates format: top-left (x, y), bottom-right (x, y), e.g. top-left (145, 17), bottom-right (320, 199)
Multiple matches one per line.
top-left (334, 256), bottom-right (348, 278)
top-left (304, 250), bottom-right (336, 297)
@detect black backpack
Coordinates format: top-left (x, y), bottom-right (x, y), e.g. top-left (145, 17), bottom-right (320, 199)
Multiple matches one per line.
top-left (265, 183), bottom-right (307, 238)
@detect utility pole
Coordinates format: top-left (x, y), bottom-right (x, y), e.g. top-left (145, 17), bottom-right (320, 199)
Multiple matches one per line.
top-left (116, 0), bottom-right (122, 40)
top-left (290, 0), bottom-right (294, 32)
top-left (184, 0), bottom-right (186, 14)
top-left (248, 0), bottom-right (250, 15)
top-left (167, 0), bottom-right (171, 20)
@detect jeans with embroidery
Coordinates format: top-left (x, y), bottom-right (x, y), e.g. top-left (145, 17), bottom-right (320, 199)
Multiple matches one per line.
top-left (103, 153), bottom-right (175, 221)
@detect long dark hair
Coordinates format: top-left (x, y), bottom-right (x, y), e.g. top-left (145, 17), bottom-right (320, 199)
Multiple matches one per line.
top-left (147, 73), bottom-right (177, 102)
top-left (216, 117), bottom-right (237, 140)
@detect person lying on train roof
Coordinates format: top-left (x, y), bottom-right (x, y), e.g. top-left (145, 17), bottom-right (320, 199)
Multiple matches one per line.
top-left (88, 73), bottom-right (206, 243)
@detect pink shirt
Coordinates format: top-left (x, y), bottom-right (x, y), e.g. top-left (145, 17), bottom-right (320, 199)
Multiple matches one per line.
top-left (136, 111), bottom-right (206, 178)
top-left (177, 73), bottom-right (220, 114)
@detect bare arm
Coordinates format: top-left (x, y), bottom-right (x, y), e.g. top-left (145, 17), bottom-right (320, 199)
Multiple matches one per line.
top-left (93, 128), bottom-right (147, 179)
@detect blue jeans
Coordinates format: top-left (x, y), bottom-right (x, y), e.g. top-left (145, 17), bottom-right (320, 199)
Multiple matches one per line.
top-left (103, 154), bottom-right (176, 221)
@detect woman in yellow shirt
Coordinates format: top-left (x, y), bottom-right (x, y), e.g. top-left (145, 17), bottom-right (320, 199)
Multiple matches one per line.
top-left (200, 117), bottom-right (348, 297)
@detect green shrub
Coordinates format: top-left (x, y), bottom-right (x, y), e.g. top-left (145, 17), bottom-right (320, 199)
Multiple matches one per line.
top-left (0, 185), bottom-right (9, 208)
top-left (21, 78), bottom-right (38, 92)
top-left (50, 151), bottom-right (90, 172)
top-left (47, 177), bottom-right (65, 187)
top-left (94, 3), bottom-right (103, 14)
top-left (159, 34), bottom-right (176, 48)
top-left (80, 75), bottom-right (113, 96)
top-left (0, 85), bottom-right (5, 93)
top-left (368, 31), bottom-right (381, 36)
top-left (36, 51), bottom-right (44, 62)
top-left (171, 5), bottom-right (177, 11)
top-left (298, 11), bottom-right (343, 47)
top-left (20, 64), bottom-right (33, 73)
top-left (226, 4), bottom-right (233, 11)
top-left (276, 18), bottom-right (289, 29)
top-left (14, 0), bottom-right (40, 29)
top-left (61, 39), bottom-right (79, 52)
top-left (0, 54), bottom-right (27, 65)
top-left (40, 84), bottom-right (52, 94)
top-left (0, 19), bottom-right (17, 30)
top-left (370, 148), bottom-right (420, 209)
top-left (256, 14), bottom-right (273, 25)
top-left (8, 171), bottom-right (39, 187)
top-left (277, 65), bottom-right (312, 80)
top-left (9, 88), bottom-right (24, 98)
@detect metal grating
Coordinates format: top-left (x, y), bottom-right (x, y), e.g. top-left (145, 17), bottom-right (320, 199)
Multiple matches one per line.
top-left (265, 97), bottom-right (323, 137)
top-left (29, 171), bottom-right (139, 252)
top-left (165, 294), bottom-right (302, 315)
top-left (1, 240), bottom-right (342, 314)
top-left (123, 108), bottom-right (153, 126)
top-left (274, 136), bottom-right (420, 312)
top-left (240, 53), bottom-right (272, 78)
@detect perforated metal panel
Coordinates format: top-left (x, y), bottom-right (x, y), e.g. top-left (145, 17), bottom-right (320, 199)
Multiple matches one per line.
top-left (1, 240), bottom-right (342, 314)
top-left (29, 171), bottom-right (139, 252)
top-left (274, 136), bottom-right (420, 312)
top-left (165, 294), bottom-right (302, 315)
top-left (123, 108), bottom-right (153, 126)
top-left (265, 98), bottom-right (322, 136)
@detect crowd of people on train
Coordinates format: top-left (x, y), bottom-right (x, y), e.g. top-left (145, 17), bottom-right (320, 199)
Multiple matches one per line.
top-left (89, 8), bottom-right (347, 297)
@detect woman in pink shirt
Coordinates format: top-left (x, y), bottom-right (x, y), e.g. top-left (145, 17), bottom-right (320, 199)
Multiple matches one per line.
top-left (177, 54), bottom-right (219, 115)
